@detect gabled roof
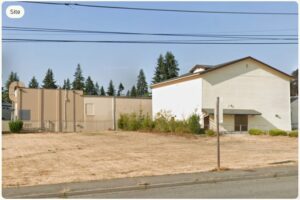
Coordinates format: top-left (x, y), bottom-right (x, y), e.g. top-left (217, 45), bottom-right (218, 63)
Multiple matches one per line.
top-left (189, 64), bottom-right (213, 73)
top-left (151, 56), bottom-right (293, 89)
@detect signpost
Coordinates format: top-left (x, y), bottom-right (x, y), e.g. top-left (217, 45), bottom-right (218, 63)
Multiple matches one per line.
top-left (216, 97), bottom-right (221, 171)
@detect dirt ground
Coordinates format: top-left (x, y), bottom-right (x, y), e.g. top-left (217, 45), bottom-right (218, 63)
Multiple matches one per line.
top-left (2, 131), bottom-right (298, 188)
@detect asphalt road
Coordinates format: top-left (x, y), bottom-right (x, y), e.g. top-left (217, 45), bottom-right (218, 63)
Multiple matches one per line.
top-left (3, 165), bottom-right (298, 198)
top-left (73, 175), bottom-right (298, 198)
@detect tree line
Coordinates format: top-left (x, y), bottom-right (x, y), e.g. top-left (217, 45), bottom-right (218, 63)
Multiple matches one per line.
top-left (2, 51), bottom-right (180, 103)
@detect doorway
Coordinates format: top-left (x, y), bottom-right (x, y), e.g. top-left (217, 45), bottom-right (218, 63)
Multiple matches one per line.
top-left (204, 116), bottom-right (210, 130)
top-left (234, 115), bottom-right (248, 131)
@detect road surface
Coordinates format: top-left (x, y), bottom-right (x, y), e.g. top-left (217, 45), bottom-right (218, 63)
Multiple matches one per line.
top-left (73, 175), bottom-right (297, 198)
top-left (3, 165), bottom-right (298, 198)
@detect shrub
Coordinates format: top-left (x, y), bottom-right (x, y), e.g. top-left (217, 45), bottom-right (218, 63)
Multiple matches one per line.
top-left (174, 120), bottom-right (190, 134)
top-left (153, 111), bottom-right (173, 133)
top-left (269, 129), bottom-right (288, 136)
top-left (187, 114), bottom-right (202, 134)
top-left (289, 131), bottom-right (298, 137)
top-left (249, 128), bottom-right (265, 135)
top-left (9, 120), bottom-right (23, 133)
top-left (140, 114), bottom-right (154, 131)
top-left (205, 129), bottom-right (216, 136)
top-left (118, 114), bottom-right (128, 130)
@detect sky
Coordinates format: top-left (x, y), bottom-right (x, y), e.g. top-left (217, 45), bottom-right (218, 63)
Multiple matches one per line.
top-left (2, 1), bottom-right (298, 92)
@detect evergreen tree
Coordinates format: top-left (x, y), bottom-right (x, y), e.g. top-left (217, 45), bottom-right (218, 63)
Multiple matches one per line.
top-left (28, 76), bottom-right (39, 88)
top-left (152, 54), bottom-right (164, 84)
top-left (152, 52), bottom-right (179, 83)
top-left (100, 86), bottom-right (106, 96)
top-left (95, 82), bottom-right (100, 95)
top-left (85, 76), bottom-right (97, 95)
top-left (136, 69), bottom-right (148, 96)
top-left (291, 69), bottom-right (298, 96)
top-left (42, 69), bottom-right (57, 89)
top-left (164, 51), bottom-right (179, 79)
top-left (130, 86), bottom-right (137, 97)
top-left (106, 80), bottom-right (115, 96)
top-left (126, 90), bottom-right (130, 96)
top-left (62, 78), bottom-right (71, 90)
top-left (2, 72), bottom-right (19, 103)
top-left (72, 64), bottom-right (85, 90)
top-left (117, 83), bottom-right (125, 96)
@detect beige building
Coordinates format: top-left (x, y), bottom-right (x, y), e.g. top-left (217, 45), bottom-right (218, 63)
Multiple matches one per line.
top-left (152, 56), bottom-right (293, 132)
top-left (7, 83), bottom-right (152, 132)
top-left (84, 96), bottom-right (152, 131)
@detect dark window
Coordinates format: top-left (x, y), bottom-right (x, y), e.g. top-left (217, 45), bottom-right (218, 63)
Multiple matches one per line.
top-left (19, 110), bottom-right (31, 120)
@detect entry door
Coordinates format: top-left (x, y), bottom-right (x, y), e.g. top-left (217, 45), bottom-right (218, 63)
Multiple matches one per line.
top-left (234, 115), bottom-right (248, 131)
top-left (204, 116), bottom-right (210, 129)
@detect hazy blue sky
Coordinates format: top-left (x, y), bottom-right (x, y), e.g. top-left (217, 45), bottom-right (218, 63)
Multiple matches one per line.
top-left (2, 1), bottom-right (298, 92)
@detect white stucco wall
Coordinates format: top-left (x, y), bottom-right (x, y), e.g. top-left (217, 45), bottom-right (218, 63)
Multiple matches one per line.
top-left (152, 78), bottom-right (202, 120)
top-left (202, 58), bottom-right (291, 131)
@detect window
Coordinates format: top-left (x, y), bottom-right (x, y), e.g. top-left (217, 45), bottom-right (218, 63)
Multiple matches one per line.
top-left (85, 103), bottom-right (95, 116)
top-left (19, 110), bottom-right (31, 120)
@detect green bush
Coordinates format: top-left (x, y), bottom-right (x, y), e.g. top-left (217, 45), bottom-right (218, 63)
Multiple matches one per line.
top-left (205, 129), bottom-right (216, 136)
top-left (9, 120), bottom-right (23, 133)
top-left (269, 129), bottom-right (288, 136)
top-left (118, 111), bottom-right (204, 135)
top-left (140, 114), bottom-right (154, 131)
top-left (249, 128), bottom-right (265, 135)
top-left (289, 131), bottom-right (298, 137)
top-left (174, 120), bottom-right (190, 133)
top-left (187, 114), bottom-right (202, 134)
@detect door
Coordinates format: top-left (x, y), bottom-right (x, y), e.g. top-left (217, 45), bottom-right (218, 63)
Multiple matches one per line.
top-left (234, 115), bottom-right (248, 131)
top-left (204, 116), bottom-right (210, 130)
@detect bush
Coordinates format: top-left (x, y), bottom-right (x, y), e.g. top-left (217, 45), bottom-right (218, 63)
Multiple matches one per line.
top-left (269, 129), bottom-right (288, 136)
top-left (187, 114), bottom-right (202, 134)
top-left (289, 131), bottom-right (298, 137)
top-left (249, 128), bottom-right (265, 135)
top-left (9, 120), bottom-right (23, 133)
top-left (174, 120), bottom-right (190, 134)
top-left (205, 129), bottom-right (216, 136)
top-left (153, 112), bottom-right (171, 132)
top-left (140, 114), bottom-right (154, 131)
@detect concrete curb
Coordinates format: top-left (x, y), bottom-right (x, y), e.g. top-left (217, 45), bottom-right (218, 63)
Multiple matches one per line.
top-left (4, 165), bottom-right (298, 198)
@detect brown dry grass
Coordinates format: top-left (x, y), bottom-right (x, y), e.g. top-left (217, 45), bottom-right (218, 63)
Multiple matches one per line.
top-left (2, 131), bottom-right (298, 188)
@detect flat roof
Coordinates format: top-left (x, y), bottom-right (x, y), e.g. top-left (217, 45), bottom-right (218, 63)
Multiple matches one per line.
top-left (202, 108), bottom-right (261, 115)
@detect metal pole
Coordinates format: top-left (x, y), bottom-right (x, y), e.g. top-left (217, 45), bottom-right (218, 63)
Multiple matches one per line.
top-left (216, 96), bottom-right (220, 171)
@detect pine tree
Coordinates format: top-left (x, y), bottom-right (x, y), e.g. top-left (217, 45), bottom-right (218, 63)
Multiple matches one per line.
top-left (291, 69), bottom-right (298, 96)
top-left (42, 69), bottom-right (57, 89)
top-left (72, 64), bottom-right (85, 90)
top-left (136, 69), bottom-right (148, 96)
top-left (106, 80), bottom-right (115, 96)
top-left (62, 78), bottom-right (71, 90)
top-left (28, 76), bottom-right (39, 88)
top-left (85, 76), bottom-right (96, 95)
top-left (117, 83), bottom-right (125, 96)
top-left (100, 86), bottom-right (106, 96)
top-left (95, 82), bottom-right (100, 95)
top-left (164, 51), bottom-right (179, 79)
top-left (130, 86), bottom-right (137, 97)
top-left (2, 72), bottom-right (19, 103)
top-left (152, 54), bottom-right (164, 84)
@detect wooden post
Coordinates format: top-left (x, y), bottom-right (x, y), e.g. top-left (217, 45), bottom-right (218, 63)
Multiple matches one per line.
top-left (216, 96), bottom-right (221, 171)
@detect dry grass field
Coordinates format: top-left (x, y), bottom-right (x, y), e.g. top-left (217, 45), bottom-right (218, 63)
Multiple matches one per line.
top-left (2, 131), bottom-right (298, 188)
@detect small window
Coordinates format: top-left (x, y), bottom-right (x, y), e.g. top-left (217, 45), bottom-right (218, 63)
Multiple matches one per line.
top-left (85, 103), bottom-right (95, 116)
top-left (19, 110), bottom-right (31, 120)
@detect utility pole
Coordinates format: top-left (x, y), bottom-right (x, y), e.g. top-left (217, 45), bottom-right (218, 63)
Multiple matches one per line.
top-left (216, 96), bottom-right (221, 171)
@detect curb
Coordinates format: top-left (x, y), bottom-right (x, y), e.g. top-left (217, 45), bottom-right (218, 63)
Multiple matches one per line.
top-left (7, 170), bottom-right (297, 198)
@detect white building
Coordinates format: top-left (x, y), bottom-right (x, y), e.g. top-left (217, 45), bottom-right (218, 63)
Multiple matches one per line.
top-left (152, 57), bottom-right (292, 132)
